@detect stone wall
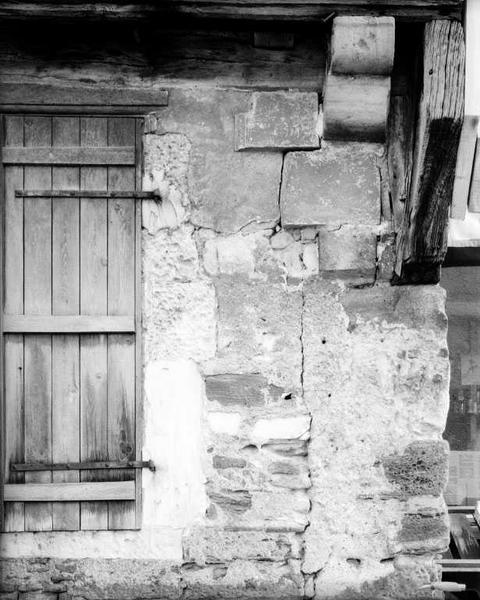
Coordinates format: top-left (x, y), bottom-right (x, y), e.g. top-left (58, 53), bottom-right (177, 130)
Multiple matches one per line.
top-left (1, 85), bottom-right (451, 600)
top-left (1, 19), bottom-right (453, 600)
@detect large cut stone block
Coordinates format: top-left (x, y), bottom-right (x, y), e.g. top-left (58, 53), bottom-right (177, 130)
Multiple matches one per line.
top-left (235, 91), bottom-right (319, 150)
top-left (323, 74), bottom-right (391, 142)
top-left (280, 143), bottom-right (381, 227)
top-left (330, 16), bottom-right (395, 75)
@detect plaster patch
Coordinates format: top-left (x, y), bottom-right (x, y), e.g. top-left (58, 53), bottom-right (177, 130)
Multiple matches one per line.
top-left (208, 412), bottom-right (242, 436)
top-left (143, 359), bottom-right (208, 528)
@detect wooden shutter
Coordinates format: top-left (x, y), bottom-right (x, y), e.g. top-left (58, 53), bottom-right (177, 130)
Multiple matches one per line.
top-left (1, 115), bottom-right (143, 531)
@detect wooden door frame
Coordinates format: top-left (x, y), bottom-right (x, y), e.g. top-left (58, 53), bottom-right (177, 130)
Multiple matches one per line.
top-left (0, 107), bottom-right (150, 531)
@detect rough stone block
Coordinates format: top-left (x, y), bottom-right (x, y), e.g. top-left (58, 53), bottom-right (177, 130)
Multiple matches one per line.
top-left (208, 489), bottom-right (253, 514)
top-left (182, 528), bottom-right (301, 565)
top-left (383, 441), bottom-right (449, 496)
top-left (210, 278), bottom-right (303, 389)
top-left (0, 594), bottom-right (18, 600)
top-left (181, 560), bottom-right (304, 600)
top-left (235, 92), bottom-right (319, 150)
top-left (397, 513), bottom-right (449, 553)
top-left (205, 374), bottom-right (282, 408)
top-left (330, 16), bottom-right (395, 75)
top-left (318, 225), bottom-right (377, 282)
top-left (342, 284), bottom-right (448, 333)
top-left (323, 75), bottom-right (390, 142)
top-left (280, 143), bottom-right (381, 227)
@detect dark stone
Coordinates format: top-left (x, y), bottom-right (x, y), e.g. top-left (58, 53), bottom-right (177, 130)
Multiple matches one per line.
top-left (213, 456), bottom-right (247, 469)
top-left (268, 461), bottom-right (299, 475)
top-left (398, 514), bottom-right (449, 543)
top-left (382, 441), bottom-right (449, 496)
top-left (207, 489), bottom-right (252, 513)
top-left (205, 374), bottom-right (268, 408)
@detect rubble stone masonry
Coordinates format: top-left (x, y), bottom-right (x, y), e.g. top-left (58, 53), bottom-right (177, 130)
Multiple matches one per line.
top-left (1, 85), bottom-right (451, 600)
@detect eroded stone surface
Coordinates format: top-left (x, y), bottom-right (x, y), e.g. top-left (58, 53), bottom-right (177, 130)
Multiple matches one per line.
top-left (155, 89), bottom-right (283, 233)
top-left (235, 91), bottom-right (319, 150)
top-left (280, 143), bottom-right (382, 227)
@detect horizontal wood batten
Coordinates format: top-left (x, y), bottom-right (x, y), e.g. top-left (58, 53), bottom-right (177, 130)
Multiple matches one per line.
top-left (2, 146), bottom-right (135, 165)
top-left (0, 83), bottom-right (168, 108)
top-left (11, 460), bottom-right (155, 471)
top-left (3, 315), bottom-right (135, 333)
top-left (4, 481), bottom-right (135, 502)
top-left (0, 1), bottom-right (463, 21)
top-left (1, 105), bottom-right (164, 116)
top-left (15, 190), bottom-right (157, 199)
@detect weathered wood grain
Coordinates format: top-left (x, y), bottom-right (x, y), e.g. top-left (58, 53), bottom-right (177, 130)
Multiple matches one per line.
top-left (4, 481), bottom-right (135, 502)
top-left (23, 116), bottom-right (53, 532)
top-left (3, 117), bottom-right (25, 531)
top-left (468, 139), bottom-right (480, 212)
top-left (451, 115), bottom-right (478, 219)
top-left (107, 118), bottom-right (136, 530)
top-left (0, 1), bottom-right (463, 21)
top-left (387, 24), bottom-right (422, 232)
top-left (0, 82), bottom-right (168, 108)
top-left (80, 117), bottom-right (109, 531)
top-left (51, 116), bottom-right (80, 531)
top-left (4, 316), bottom-right (135, 333)
top-left (3, 146), bottom-right (135, 165)
top-left (393, 20), bottom-right (465, 284)
top-left (0, 24), bottom-right (325, 92)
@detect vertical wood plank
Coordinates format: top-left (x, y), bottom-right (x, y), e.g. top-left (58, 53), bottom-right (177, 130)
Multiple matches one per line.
top-left (134, 118), bottom-right (143, 529)
top-left (107, 118), bottom-right (136, 529)
top-left (3, 115), bottom-right (25, 531)
top-left (451, 115), bottom-right (478, 219)
top-left (23, 116), bottom-right (52, 532)
top-left (52, 116), bottom-right (80, 531)
top-left (80, 117), bottom-right (108, 530)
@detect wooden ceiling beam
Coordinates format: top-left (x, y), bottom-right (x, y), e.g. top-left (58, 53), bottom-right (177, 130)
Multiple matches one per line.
top-left (0, 1), bottom-right (463, 22)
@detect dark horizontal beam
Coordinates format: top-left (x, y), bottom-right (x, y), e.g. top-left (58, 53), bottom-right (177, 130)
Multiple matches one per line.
top-left (0, 1), bottom-right (463, 22)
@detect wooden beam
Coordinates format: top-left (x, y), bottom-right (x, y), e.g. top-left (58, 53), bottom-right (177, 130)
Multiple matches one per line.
top-left (4, 481), bottom-right (135, 502)
top-left (0, 1), bottom-right (463, 22)
top-left (11, 460), bottom-right (155, 471)
top-left (15, 190), bottom-right (156, 199)
top-left (2, 147), bottom-right (135, 166)
top-left (451, 114), bottom-right (478, 218)
top-left (3, 315), bottom-right (135, 333)
top-left (393, 19), bottom-right (465, 284)
top-left (0, 83), bottom-right (168, 114)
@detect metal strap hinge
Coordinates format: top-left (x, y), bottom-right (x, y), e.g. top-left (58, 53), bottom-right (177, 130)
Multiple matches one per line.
top-left (11, 460), bottom-right (156, 472)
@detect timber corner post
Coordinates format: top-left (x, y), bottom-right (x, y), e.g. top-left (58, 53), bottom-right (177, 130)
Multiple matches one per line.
top-left (390, 18), bottom-right (465, 285)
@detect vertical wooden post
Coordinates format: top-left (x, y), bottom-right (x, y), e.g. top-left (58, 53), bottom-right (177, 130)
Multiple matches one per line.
top-left (462, 0), bottom-right (480, 214)
top-left (393, 19), bottom-right (465, 284)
